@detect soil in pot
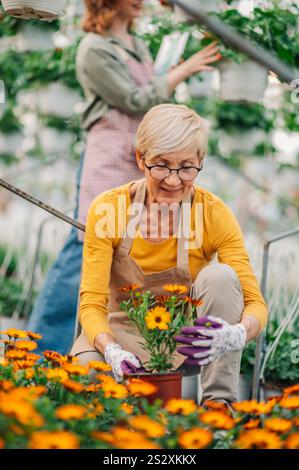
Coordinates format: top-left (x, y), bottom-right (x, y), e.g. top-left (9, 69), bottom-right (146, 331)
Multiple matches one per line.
top-left (126, 370), bottom-right (183, 405)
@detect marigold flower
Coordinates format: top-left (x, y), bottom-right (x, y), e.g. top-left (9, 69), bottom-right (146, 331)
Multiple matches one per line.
top-left (1, 329), bottom-right (27, 339)
top-left (85, 383), bottom-right (102, 393)
top-left (232, 400), bottom-right (259, 414)
top-left (63, 363), bottom-right (89, 376)
top-left (284, 433), bottom-right (299, 449)
top-left (46, 368), bottom-right (68, 382)
top-left (279, 395), bottom-right (299, 410)
top-left (112, 427), bottom-right (160, 449)
top-left (102, 382), bottom-right (128, 399)
top-left (264, 417), bottom-right (292, 434)
top-left (43, 350), bottom-right (63, 364)
top-left (0, 380), bottom-right (14, 391)
top-left (119, 284), bottom-right (140, 292)
top-left (165, 399), bottom-right (197, 415)
top-left (62, 379), bottom-right (84, 393)
top-left (156, 295), bottom-right (171, 304)
top-left (244, 419), bottom-right (260, 430)
top-left (15, 340), bottom-right (38, 351)
top-left (28, 430), bottom-right (80, 449)
top-left (120, 403), bottom-right (134, 415)
top-left (128, 415), bottom-right (166, 438)
top-left (163, 284), bottom-right (188, 294)
top-left (24, 353), bottom-right (40, 362)
top-left (127, 378), bottom-right (157, 396)
top-left (145, 306), bottom-right (170, 330)
top-left (0, 399), bottom-right (44, 427)
top-left (92, 431), bottom-right (114, 444)
top-left (56, 404), bottom-right (87, 421)
top-left (88, 361), bottom-right (112, 372)
top-left (283, 384), bottom-right (299, 396)
top-left (199, 410), bottom-right (235, 430)
top-left (5, 349), bottom-right (27, 360)
top-left (235, 429), bottom-right (282, 449)
top-left (183, 296), bottom-right (203, 307)
top-left (179, 427), bottom-right (213, 449)
top-left (13, 360), bottom-right (36, 370)
top-left (203, 400), bottom-right (232, 412)
top-left (255, 399), bottom-right (276, 415)
top-left (27, 332), bottom-right (42, 341)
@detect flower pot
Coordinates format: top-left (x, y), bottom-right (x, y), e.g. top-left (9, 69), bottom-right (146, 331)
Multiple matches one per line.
top-left (1, 0), bottom-right (67, 20)
top-left (36, 82), bottom-right (81, 119)
top-left (39, 126), bottom-right (74, 155)
top-left (128, 371), bottom-right (183, 405)
top-left (218, 60), bottom-right (269, 103)
top-left (15, 23), bottom-right (55, 52)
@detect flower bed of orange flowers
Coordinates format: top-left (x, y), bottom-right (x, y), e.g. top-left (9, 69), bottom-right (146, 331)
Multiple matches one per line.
top-left (0, 328), bottom-right (299, 449)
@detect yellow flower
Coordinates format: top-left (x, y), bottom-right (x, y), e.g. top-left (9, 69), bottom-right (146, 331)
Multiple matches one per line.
top-left (199, 410), bottom-right (235, 430)
top-left (63, 363), bottom-right (89, 376)
top-left (88, 361), bottom-right (112, 372)
top-left (128, 415), bottom-right (166, 438)
top-left (56, 404), bottom-right (86, 421)
top-left (165, 399), bottom-right (197, 415)
top-left (232, 400), bottom-right (259, 414)
top-left (25, 368), bottom-right (35, 379)
top-left (1, 329), bottom-right (27, 339)
top-left (145, 306), bottom-right (171, 330)
top-left (264, 417), bottom-right (292, 434)
top-left (163, 284), bottom-right (188, 294)
top-left (235, 429), bottom-right (282, 449)
top-left (46, 368), bottom-right (69, 382)
top-left (178, 428), bottom-right (213, 449)
top-left (120, 403), bottom-right (134, 415)
top-left (0, 399), bottom-right (44, 427)
top-left (29, 431), bottom-right (80, 449)
top-left (255, 399), bottom-right (276, 415)
top-left (96, 373), bottom-right (117, 385)
top-left (24, 353), bottom-right (40, 362)
top-left (284, 433), bottom-right (299, 449)
top-left (127, 378), bottom-right (158, 397)
top-left (15, 340), bottom-right (38, 351)
top-left (102, 382), bottom-right (128, 399)
top-left (62, 379), bottom-right (85, 393)
top-left (280, 395), bottom-right (299, 410)
top-left (27, 332), bottom-right (42, 341)
top-left (5, 349), bottom-right (27, 360)
top-left (283, 384), bottom-right (299, 396)
top-left (13, 360), bottom-right (36, 370)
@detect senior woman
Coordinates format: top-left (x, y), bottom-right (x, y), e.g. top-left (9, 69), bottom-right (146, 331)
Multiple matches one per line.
top-left (70, 104), bottom-right (268, 406)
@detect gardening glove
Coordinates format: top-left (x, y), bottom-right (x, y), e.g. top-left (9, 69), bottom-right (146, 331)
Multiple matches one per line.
top-left (175, 315), bottom-right (246, 366)
top-left (104, 343), bottom-right (145, 383)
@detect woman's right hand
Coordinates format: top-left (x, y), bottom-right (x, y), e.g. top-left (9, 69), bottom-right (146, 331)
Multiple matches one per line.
top-left (104, 343), bottom-right (145, 382)
top-left (184, 41), bottom-right (221, 75)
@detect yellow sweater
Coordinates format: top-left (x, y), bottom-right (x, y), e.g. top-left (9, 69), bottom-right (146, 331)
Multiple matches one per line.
top-left (79, 181), bottom-right (268, 346)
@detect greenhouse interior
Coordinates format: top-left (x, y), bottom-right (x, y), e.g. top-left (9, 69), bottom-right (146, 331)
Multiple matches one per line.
top-left (0, 0), bottom-right (298, 451)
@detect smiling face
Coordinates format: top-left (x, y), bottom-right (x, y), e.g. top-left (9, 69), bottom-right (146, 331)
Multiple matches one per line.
top-left (136, 151), bottom-right (202, 205)
top-left (115, 0), bottom-right (143, 19)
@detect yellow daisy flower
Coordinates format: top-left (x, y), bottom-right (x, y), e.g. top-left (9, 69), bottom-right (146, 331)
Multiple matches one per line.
top-left (62, 379), bottom-right (85, 393)
top-left (88, 361), bottom-right (112, 372)
top-left (243, 419), bottom-right (260, 430)
top-left (235, 429), bottom-right (282, 449)
top-left (56, 404), bottom-right (86, 421)
top-left (128, 415), bottom-right (166, 438)
top-left (199, 410), bottom-right (235, 430)
top-left (63, 363), bottom-right (89, 376)
top-left (119, 284), bottom-right (140, 292)
top-left (127, 378), bottom-right (158, 397)
top-left (280, 395), bottom-right (299, 410)
top-left (179, 427), bottom-right (213, 449)
top-left (145, 306), bottom-right (170, 330)
top-left (102, 383), bottom-right (128, 399)
top-left (163, 284), bottom-right (188, 294)
top-left (165, 398), bottom-right (197, 415)
top-left (28, 431), bottom-right (80, 449)
top-left (264, 417), bottom-right (292, 434)
top-left (112, 427), bottom-right (160, 449)
top-left (27, 332), bottom-right (42, 341)
top-left (1, 329), bottom-right (27, 339)
top-left (46, 368), bottom-right (68, 382)
top-left (15, 340), bottom-right (38, 351)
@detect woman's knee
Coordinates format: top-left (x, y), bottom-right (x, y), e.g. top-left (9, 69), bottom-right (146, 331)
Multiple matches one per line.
top-left (193, 263), bottom-right (240, 294)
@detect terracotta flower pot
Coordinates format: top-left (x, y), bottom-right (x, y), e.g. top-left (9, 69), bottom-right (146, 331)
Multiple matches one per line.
top-left (129, 371), bottom-right (183, 405)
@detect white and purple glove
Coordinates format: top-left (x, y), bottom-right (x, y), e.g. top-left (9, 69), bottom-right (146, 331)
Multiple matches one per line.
top-left (104, 343), bottom-right (146, 383)
top-left (175, 316), bottom-right (247, 366)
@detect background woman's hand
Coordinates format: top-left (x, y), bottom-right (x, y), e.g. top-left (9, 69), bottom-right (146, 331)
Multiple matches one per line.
top-left (185, 41), bottom-right (221, 74)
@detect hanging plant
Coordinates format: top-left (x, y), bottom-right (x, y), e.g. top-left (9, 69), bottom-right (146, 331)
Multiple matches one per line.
top-left (1, 0), bottom-right (67, 20)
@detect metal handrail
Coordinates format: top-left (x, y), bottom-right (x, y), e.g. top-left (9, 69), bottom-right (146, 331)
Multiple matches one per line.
top-left (252, 227), bottom-right (299, 400)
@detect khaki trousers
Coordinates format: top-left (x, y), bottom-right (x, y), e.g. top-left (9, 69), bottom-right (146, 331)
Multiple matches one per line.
top-left (71, 263), bottom-right (244, 404)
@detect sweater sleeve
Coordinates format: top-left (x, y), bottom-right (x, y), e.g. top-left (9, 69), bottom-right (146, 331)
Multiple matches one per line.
top-left (83, 46), bottom-right (170, 115)
top-left (209, 199), bottom-right (268, 331)
top-left (78, 195), bottom-right (117, 347)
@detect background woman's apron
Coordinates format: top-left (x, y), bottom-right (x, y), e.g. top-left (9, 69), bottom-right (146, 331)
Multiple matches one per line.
top-left (73, 178), bottom-right (194, 370)
top-left (77, 50), bottom-right (153, 241)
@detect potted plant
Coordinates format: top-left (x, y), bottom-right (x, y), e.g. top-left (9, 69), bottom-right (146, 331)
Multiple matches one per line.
top-left (118, 283), bottom-right (205, 404)
top-left (1, 0), bottom-right (67, 20)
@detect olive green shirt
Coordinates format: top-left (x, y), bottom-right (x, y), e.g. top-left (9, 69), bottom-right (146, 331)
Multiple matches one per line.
top-left (76, 31), bottom-right (171, 131)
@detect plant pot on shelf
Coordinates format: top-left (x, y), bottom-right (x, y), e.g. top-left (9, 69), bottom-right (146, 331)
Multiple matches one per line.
top-left (1, 0), bottom-right (67, 20)
top-left (15, 22), bottom-right (55, 52)
top-left (126, 371), bottom-right (183, 405)
top-left (36, 82), bottom-right (81, 119)
top-left (218, 60), bottom-right (269, 103)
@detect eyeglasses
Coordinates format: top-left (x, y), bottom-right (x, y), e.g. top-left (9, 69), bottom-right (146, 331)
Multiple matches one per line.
top-left (143, 160), bottom-right (204, 181)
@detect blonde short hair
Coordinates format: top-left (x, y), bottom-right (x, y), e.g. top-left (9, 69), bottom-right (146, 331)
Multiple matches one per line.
top-left (135, 103), bottom-right (208, 161)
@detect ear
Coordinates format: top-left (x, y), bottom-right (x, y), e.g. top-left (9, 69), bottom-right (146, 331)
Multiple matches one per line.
top-left (136, 150), bottom-right (145, 172)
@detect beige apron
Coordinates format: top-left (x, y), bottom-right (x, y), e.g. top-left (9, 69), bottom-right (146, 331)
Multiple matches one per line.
top-left (72, 178), bottom-right (193, 370)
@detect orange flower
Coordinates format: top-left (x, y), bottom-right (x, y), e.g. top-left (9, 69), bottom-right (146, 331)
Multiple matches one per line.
top-left (244, 419), bottom-right (260, 430)
top-left (27, 332), bottom-right (42, 341)
top-left (46, 368), bottom-right (68, 382)
top-left (165, 399), bottom-right (197, 415)
top-left (284, 433), bottom-right (299, 449)
top-left (179, 428), bottom-right (213, 449)
top-left (163, 284), bottom-right (188, 294)
top-left (283, 384), bottom-right (299, 396)
top-left (63, 363), bottom-right (89, 376)
top-left (101, 382), bottom-right (128, 399)
top-left (92, 431), bottom-right (114, 444)
top-left (128, 415), bottom-right (165, 438)
top-left (235, 429), bottom-right (282, 449)
top-left (264, 417), bottom-right (292, 434)
top-left (199, 410), bottom-right (235, 430)
top-left (0, 399), bottom-right (44, 427)
top-left (280, 395), bottom-right (299, 410)
top-left (88, 361), bottom-right (112, 372)
top-left (62, 379), bottom-right (84, 393)
top-left (156, 295), bottom-right (171, 304)
top-left (120, 403), bottom-right (134, 415)
top-left (43, 350), bottom-right (63, 365)
top-left (56, 404), bottom-right (86, 421)
top-left (85, 383), bottom-right (102, 393)
top-left (24, 353), bottom-right (40, 362)
top-left (127, 378), bottom-right (157, 397)
top-left (29, 430), bottom-right (80, 449)
top-left (15, 340), bottom-right (38, 351)
top-left (119, 284), bottom-right (140, 292)
top-left (13, 360), bottom-right (36, 370)
top-left (145, 306), bottom-right (170, 330)
top-left (1, 329), bottom-right (27, 339)
top-left (255, 399), bottom-right (276, 415)
top-left (183, 296), bottom-right (203, 307)
top-left (5, 349), bottom-right (27, 360)
top-left (293, 416), bottom-right (299, 427)
top-left (111, 426), bottom-right (160, 449)
top-left (202, 400), bottom-right (231, 412)
top-left (0, 380), bottom-right (14, 391)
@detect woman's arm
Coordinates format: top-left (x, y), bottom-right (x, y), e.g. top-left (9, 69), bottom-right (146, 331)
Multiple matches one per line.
top-left (241, 315), bottom-right (262, 342)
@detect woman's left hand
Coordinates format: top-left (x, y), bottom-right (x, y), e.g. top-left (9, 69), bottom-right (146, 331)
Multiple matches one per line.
top-left (175, 316), bottom-right (247, 366)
